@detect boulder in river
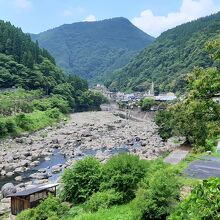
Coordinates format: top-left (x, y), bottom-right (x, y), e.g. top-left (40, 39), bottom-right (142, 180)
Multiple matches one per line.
top-left (6, 172), bottom-right (14, 177)
top-left (30, 172), bottom-right (49, 180)
top-left (51, 166), bottom-right (62, 174)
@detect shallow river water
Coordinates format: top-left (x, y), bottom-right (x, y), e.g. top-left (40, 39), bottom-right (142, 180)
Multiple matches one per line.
top-left (0, 142), bottom-right (140, 188)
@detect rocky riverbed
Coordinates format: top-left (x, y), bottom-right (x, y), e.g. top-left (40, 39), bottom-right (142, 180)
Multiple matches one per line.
top-left (0, 110), bottom-right (183, 216)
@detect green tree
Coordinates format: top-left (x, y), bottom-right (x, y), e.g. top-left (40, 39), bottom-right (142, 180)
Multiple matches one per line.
top-left (135, 169), bottom-right (180, 220)
top-left (62, 157), bottom-right (102, 204)
top-left (17, 195), bottom-right (69, 220)
top-left (156, 39), bottom-right (220, 149)
top-left (169, 178), bottom-right (220, 220)
top-left (101, 154), bottom-right (149, 202)
top-left (139, 98), bottom-right (155, 111)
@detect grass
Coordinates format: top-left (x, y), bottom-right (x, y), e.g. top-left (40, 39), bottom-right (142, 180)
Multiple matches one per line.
top-left (0, 109), bottom-right (66, 139)
top-left (65, 202), bottom-right (141, 220)
top-left (22, 110), bottom-right (63, 131)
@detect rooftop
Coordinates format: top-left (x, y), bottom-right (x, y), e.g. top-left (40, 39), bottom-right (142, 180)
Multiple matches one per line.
top-left (7, 183), bottom-right (59, 197)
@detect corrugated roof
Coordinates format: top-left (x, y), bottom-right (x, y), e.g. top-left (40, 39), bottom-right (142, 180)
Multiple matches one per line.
top-left (155, 95), bottom-right (177, 101)
top-left (7, 183), bottom-right (59, 197)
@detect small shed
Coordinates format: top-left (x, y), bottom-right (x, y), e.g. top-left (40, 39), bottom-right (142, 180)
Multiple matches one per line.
top-left (7, 183), bottom-right (58, 215)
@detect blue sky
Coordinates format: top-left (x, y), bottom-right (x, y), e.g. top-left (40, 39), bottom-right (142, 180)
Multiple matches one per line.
top-left (0, 0), bottom-right (220, 36)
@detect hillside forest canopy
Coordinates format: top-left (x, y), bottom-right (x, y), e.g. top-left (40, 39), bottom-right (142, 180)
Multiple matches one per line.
top-left (31, 17), bottom-right (155, 84)
top-left (106, 12), bottom-right (220, 93)
top-left (155, 38), bottom-right (220, 152)
top-left (0, 20), bottom-right (108, 138)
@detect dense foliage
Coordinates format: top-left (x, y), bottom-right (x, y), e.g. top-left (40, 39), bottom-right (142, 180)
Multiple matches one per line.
top-left (60, 156), bottom-right (180, 220)
top-left (139, 98), bottom-right (155, 111)
top-left (0, 20), bottom-right (108, 138)
top-left (0, 20), bottom-right (66, 92)
top-left (24, 154), bottom-right (220, 219)
top-left (0, 20), bottom-right (54, 67)
top-left (62, 154), bottom-right (150, 206)
top-left (16, 195), bottom-right (69, 220)
top-left (62, 157), bottom-right (102, 204)
top-left (84, 189), bottom-right (122, 212)
top-left (155, 39), bottom-right (220, 149)
top-left (169, 178), bottom-right (220, 220)
top-left (135, 169), bottom-right (180, 219)
top-left (100, 154), bottom-right (149, 202)
top-left (106, 12), bottom-right (220, 92)
top-left (31, 17), bottom-right (154, 84)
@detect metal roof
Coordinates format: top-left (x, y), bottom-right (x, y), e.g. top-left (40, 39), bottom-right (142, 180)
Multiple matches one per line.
top-left (155, 95), bottom-right (177, 101)
top-left (7, 183), bottom-right (59, 197)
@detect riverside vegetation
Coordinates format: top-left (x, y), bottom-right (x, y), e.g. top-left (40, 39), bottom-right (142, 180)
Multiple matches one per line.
top-left (155, 38), bottom-right (220, 152)
top-left (16, 37), bottom-right (220, 220)
top-left (0, 20), bottom-right (107, 138)
top-left (1, 11), bottom-right (220, 220)
top-left (16, 154), bottom-right (220, 220)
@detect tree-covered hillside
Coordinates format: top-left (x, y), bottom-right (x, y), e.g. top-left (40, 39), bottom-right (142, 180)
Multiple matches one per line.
top-left (0, 20), bottom-right (55, 67)
top-left (0, 20), bottom-right (64, 92)
top-left (0, 20), bottom-right (108, 138)
top-left (31, 17), bottom-right (154, 83)
top-left (106, 12), bottom-right (220, 93)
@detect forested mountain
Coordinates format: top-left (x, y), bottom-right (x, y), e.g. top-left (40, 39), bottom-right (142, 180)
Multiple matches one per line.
top-left (0, 20), bottom-right (65, 91)
top-left (0, 20), bottom-right (107, 116)
top-left (106, 12), bottom-right (220, 93)
top-left (31, 17), bottom-right (154, 83)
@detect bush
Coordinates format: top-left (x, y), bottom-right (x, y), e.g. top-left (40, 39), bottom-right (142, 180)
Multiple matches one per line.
top-left (169, 178), bottom-right (220, 220)
top-left (33, 95), bottom-right (71, 113)
top-left (101, 154), bottom-right (149, 203)
top-left (46, 108), bottom-right (61, 119)
top-left (0, 118), bottom-right (17, 137)
top-left (85, 189), bottom-right (123, 212)
top-left (15, 113), bottom-right (32, 130)
top-left (5, 119), bottom-right (17, 134)
top-left (78, 90), bottom-right (108, 111)
top-left (134, 169), bottom-right (180, 220)
top-left (0, 119), bottom-right (7, 137)
top-left (71, 202), bottom-right (142, 220)
top-left (140, 98), bottom-right (155, 111)
top-left (155, 110), bottom-right (173, 140)
top-left (62, 157), bottom-right (102, 204)
top-left (16, 209), bottom-right (35, 220)
top-left (17, 195), bottom-right (69, 220)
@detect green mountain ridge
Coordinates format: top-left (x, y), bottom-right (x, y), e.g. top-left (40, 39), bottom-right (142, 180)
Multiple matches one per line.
top-left (0, 19), bottom-right (65, 91)
top-left (31, 17), bottom-right (155, 83)
top-left (106, 12), bottom-right (220, 92)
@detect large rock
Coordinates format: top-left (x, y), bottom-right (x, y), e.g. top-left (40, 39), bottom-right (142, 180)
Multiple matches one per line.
top-left (51, 165), bottom-right (62, 174)
top-left (0, 202), bottom-right (10, 215)
top-left (6, 172), bottom-right (14, 177)
top-left (30, 172), bottom-right (49, 180)
top-left (1, 183), bottom-right (16, 198)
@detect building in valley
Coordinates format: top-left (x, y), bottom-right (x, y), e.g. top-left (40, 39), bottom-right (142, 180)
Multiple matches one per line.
top-left (7, 183), bottom-right (58, 215)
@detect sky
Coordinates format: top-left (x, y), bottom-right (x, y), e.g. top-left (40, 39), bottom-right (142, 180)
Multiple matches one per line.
top-left (0, 0), bottom-right (220, 37)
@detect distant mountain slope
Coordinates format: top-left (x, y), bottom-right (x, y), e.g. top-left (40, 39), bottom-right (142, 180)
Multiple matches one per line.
top-left (106, 12), bottom-right (220, 92)
top-left (31, 17), bottom-right (154, 83)
top-left (0, 20), bottom-right (66, 91)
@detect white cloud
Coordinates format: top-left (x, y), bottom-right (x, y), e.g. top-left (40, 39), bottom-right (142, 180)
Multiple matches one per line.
top-left (132, 0), bottom-right (220, 37)
top-left (15, 0), bottom-right (32, 9)
top-left (84, 14), bottom-right (96, 22)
